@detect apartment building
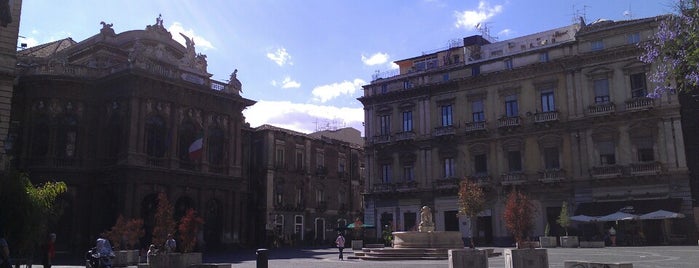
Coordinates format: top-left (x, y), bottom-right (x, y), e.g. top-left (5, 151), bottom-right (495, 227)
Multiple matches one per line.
top-left (250, 125), bottom-right (364, 247)
top-left (359, 16), bottom-right (695, 246)
top-left (0, 0), bottom-right (21, 169)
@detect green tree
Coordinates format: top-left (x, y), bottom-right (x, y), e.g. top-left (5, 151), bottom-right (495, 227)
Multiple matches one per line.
top-left (457, 179), bottom-right (485, 248)
top-left (503, 190), bottom-right (535, 246)
top-left (556, 201), bottom-right (571, 236)
top-left (0, 171), bottom-right (67, 256)
top-left (151, 192), bottom-right (176, 248)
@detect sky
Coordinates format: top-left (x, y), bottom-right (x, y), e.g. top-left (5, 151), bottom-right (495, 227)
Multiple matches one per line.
top-left (18, 0), bottom-right (678, 136)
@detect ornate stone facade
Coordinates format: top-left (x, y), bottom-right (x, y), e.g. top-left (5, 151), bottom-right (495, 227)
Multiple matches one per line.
top-left (0, 0), bottom-right (21, 170)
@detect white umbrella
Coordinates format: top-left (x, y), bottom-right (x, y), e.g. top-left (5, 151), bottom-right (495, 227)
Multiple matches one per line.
top-left (597, 211), bottom-right (638, 221)
top-left (639, 210), bottom-right (685, 220)
top-left (570, 214), bottom-right (599, 222)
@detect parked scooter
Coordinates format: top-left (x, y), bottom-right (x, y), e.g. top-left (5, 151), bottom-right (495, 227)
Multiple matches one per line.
top-left (85, 238), bottom-right (115, 268)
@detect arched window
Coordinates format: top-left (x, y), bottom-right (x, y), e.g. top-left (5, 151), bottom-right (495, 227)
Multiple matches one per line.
top-left (31, 115), bottom-right (50, 157)
top-left (107, 114), bottom-right (122, 159)
top-left (207, 127), bottom-right (225, 165)
top-left (145, 116), bottom-right (167, 157)
top-left (56, 115), bottom-right (78, 158)
top-left (178, 121), bottom-right (198, 162)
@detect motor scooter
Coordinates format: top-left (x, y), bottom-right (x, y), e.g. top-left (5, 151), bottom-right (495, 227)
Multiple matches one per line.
top-left (85, 247), bottom-right (115, 268)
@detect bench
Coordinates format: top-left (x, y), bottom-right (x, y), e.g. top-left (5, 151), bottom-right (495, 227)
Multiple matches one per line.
top-left (564, 260), bottom-right (632, 268)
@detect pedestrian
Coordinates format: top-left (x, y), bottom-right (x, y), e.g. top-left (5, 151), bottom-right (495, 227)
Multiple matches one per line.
top-left (146, 244), bottom-right (158, 264)
top-left (335, 232), bottom-right (345, 260)
top-left (42, 233), bottom-right (56, 268)
top-left (0, 226), bottom-right (11, 268)
top-left (609, 226), bottom-right (617, 246)
top-left (164, 233), bottom-right (176, 253)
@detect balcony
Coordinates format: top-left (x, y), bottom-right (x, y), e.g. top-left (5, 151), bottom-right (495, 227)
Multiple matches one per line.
top-left (468, 174), bottom-right (492, 186)
top-left (372, 135), bottom-right (392, 144)
top-left (373, 182), bottom-right (395, 193)
top-left (590, 165), bottom-right (623, 179)
top-left (395, 181), bottom-right (419, 192)
top-left (501, 172), bottom-right (527, 185)
top-left (588, 102), bottom-right (615, 116)
top-left (464, 121), bottom-right (487, 133)
top-left (534, 111), bottom-right (559, 123)
top-left (433, 177), bottom-right (460, 189)
top-left (433, 125), bottom-right (456, 137)
top-left (629, 162), bottom-right (662, 176)
top-left (497, 116), bottom-right (521, 128)
top-left (625, 97), bottom-right (654, 112)
top-left (395, 131), bottom-right (416, 141)
top-left (315, 166), bottom-right (328, 176)
top-left (539, 169), bottom-right (566, 183)
top-left (147, 157), bottom-right (167, 167)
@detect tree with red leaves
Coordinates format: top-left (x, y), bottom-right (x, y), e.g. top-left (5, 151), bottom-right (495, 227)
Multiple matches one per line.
top-left (457, 179), bottom-right (485, 248)
top-left (503, 190), bottom-right (536, 246)
top-left (152, 192), bottom-right (176, 248)
top-left (178, 208), bottom-right (204, 253)
top-left (102, 215), bottom-right (144, 250)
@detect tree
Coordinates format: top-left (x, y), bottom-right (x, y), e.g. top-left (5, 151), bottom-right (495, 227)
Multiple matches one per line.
top-left (152, 192), bottom-right (176, 248)
top-left (177, 208), bottom-right (204, 253)
top-left (352, 217), bottom-right (364, 240)
top-left (503, 190), bottom-right (535, 246)
top-left (102, 215), bottom-right (145, 250)
top-left (457, 179), bottom-right (485, 248)
top-left (640, 0), bottom-right (699, 97)
top-left (556, 201), bottom-right (571, 236)
top-left (0, 171), bottom-right (67, 255)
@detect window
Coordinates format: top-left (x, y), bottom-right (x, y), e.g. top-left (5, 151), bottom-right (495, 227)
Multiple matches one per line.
top-left (276, 184), bottom-right (283, 205)
top-left (441, 104), bottom-right (453, 126)
top-left (57, 115), bottom-right (78, 158)
top-left (472, 100), bottom-right (485, 122)
top-left (338, 157), bottom-right (346, 173)
top-left (627, 32), bottom-right (640, 44)
top-left (474, 154), bottom-right (487, 174)
top-left (598, 141), bottom-right (616, 165)
top-left (207, 128), bottom-right (225, 165)
top-left (296, 188), bottom-right (303, 207)
top-left (381, 84), bottom-right (388, 94)
top-left (294, 215), bottom-right (303, 236)
top-left (539, 52), bottom-right (549, 63)
top-left (31, 115), bottom-right (50, 157)
top-left (379, 115), bottom-right (391, 136)
top-left (296, 150), bottom-right (304, 170)
top-left (444, 158), bottom-right (455, 178)
top-left (507, 151), bottom-right (522, 172)
top-left (403, 80), bottom-right (410, 90)
top-left (381, 164), bottom-right (392, 183)
top-left (443, 73), bottom-right (450, 81)
top-left (504, 59), bottom-right (513, 70)
top-left (543, 147), bottom-right (560, 169)
top-left (106, 114), bottom-right (122, 159)
top-left (472, 65), bottom-right (480, 76)
top-left (275, 147), bottom-right (285, 167)
top-left (403, 166), bottom-right (414, 182)
top-left (594, 78), bottom-right (610, 103)
top-left (145, 116), bottom-right (167, 158)
top-left (591, 40), bottom-right (604, 51)
top-left (541, 90), bottom-right (555, 112)
top-left (316, 189), bottom-right (325, 203)
top-left (637, 139), bottom-right (655, 162)
top-left (505, 94), bottom-right (519, 117)
top-left (630, 73), bottom-right (647, 98)
top-left (402, 111), bottom-right (413, 132)
top-left (491, 50), bottom-right (503, 57)
top-left (316, 152), bottom-right (325, 169)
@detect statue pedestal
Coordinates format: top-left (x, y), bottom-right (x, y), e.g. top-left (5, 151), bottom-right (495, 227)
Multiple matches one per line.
top-left (392, 231), bottom-right (464, 248)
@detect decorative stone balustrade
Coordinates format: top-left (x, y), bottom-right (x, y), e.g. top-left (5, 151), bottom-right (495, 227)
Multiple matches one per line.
top-left (372, 135), bottom-right (392, 144)
top-left (497, 116), bottom-right (520, 128)
top-left (464, 121), bottom-right (487, 132)
top-left (433, 177), bottom-right (460, 189)
top-left (629, 162), bottom-right (662, 176)
top-left (534, 111), bottom-right (559, 123)
top-left (590, 165), bottom-right (623, 179)
top-left (433, 125), bottom-right (456, 136)
top-left (588, 102), bottom-right (616, 115)
top-left (539, 169), bottom-right (565, 183)
top-left (395, 131), bottom-right (416, 141)
top-left (625, 97), bottom-right (653, 111)
top-left (500, 172), bottom-right (526, 185)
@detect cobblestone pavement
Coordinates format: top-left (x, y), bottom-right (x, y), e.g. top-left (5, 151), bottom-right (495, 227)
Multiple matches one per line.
top-left (28, 245), bottom-right (699, 268)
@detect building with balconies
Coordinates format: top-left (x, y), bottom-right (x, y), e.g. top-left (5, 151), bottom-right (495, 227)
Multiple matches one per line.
top-left (250, 125), bottom-right (364, 247)
top-left (359, 16), bottom-right (696, 246)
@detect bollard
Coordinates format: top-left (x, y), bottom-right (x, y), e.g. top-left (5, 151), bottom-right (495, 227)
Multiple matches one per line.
top-left (256, 248), bottom-right (268, 268)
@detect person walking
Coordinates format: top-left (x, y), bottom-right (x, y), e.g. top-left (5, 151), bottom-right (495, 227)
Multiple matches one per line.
top-left (0, 226), bottom-right (11, 268)
top-left (164, 234), bottom-right (176, 253)
top-left (335, 232), bottom-right (346, 260)
top-left (609, 226), bottom-right (617, 246)
top-left (42, 233), bottom-right (56, 268)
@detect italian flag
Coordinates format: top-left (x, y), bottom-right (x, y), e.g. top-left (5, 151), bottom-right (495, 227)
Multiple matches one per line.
top-left (188, 136), bottom-right (203, 161)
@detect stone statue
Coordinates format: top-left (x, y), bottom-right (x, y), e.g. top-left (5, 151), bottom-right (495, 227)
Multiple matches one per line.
top-left (418, 206), bottom-right (435, 232)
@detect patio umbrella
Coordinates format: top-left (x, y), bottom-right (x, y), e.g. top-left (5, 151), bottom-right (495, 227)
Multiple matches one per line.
top-left (346, 223), bottom-right (375, 228)
top-left (597, 211), bottom-right (638, 221)
top-left (570, 214), bottom-right (599, 222)
top-left (639, 210), bottom-right (685, 220)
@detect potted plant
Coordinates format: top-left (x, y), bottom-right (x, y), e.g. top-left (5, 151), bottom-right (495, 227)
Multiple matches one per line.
top-left (351, 217), bottom-right (364, 250)
top-left (556, 201), bottom-right (578, 248)
top-left (503, 190), bottom-right (548, 268)
top-left (449, 179), bottom-right (488, 268)
top-left (538, 223), bottom-right (557, 248)
top-left (148, 192), bottom-right (203, 268)
top-left (102, 215), bottom-right (144, 266)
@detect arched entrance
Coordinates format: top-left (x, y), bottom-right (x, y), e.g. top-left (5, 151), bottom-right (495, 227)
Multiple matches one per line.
top-left (204, 198), bottom-right (222, 248)
top-left (140, 194), bottom-right (158, 247)
top-left (314, 218), bottom-right (326, 243)
top-left (174, 195), bottom-right (195, 220)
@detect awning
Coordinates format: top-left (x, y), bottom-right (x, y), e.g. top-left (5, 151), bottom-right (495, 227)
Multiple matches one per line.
top-left (346, 223), bottom-right (375, 228)
top-left (597, 211), bottom-right (638, 221)
top-left (574, 198), bottom-right (681, 216)
top-left (639, 210), bottom-right (685, 220)
top-left (569, 214), bottom-right (599, 222)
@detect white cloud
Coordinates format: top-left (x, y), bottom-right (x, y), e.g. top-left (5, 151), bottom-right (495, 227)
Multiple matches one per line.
top-left (281, 76), bottom-right (301, 89)
top-left (361, 52), bottom-right (390, 66)
top-left (168, 22), bottom-right (215, 50)
top-left (243, 100), bottom-right (365, 135)
top-left (312, 79), bottom-right (366, 103)
top-left (390, 62), bottom-right (399, 69)
top-left (19, 37), bottom-right (39, 49)
top-left (498, 29), bottom-right (512, 37)
top-left (267, 47), bottom-right (293, 66)
top-left (454, 1), bottom-right (503, 29)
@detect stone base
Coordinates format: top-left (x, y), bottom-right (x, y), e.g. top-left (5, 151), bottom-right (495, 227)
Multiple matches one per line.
top-left (560, 236), bottom-right (579, 248)
top-left (504, 248), bottom-right (548, 268)
top-left (579, 241), bottom-right (605, 248)
top-left (351, 240), bottom-right (363, 250)
top-left (449, 249), bottom-right (488, 268)
top-left (564, 261), bottom-right (632, 268)
top-left (392, 231), bottom-right (464, 248)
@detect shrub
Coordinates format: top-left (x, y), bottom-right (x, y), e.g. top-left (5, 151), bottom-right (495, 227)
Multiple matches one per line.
top-left (152, 192), bottom-right (176, 248)
top-left (457, 179), bottom-right (485, 248)
top-left (178, 208), bottom-right (204, 253)
top-left (503, 190), bottom-right (535, 245)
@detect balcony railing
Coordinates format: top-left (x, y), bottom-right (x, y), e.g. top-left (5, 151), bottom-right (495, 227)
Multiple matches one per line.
top-left (625, 97), bottom-right (654, 111)
top-left (373, 182), bottom-right (395, 193)
top-left (147, 157), bottom-right (167, 167)
top-left (501, 172), bottom-right (526, 185)
top-left (464, 121), bottom-right (487, 132)
top-left (497, 116), bottom-right (521, 128)
top-left (433, 177), bottom-right (460, 189)
top-left (372, 135), bottom-right (392, 144)
top-left (590, 165), bottom-right (623, 179)
top-left (539, 169), bottom-right (566, 183)
top-left (629, 162), bottom-right (662, 176)
top-left (433, 125), bottom-right (456, 136)
top-left (588, 102), bottom-right (615, 115)
top-left (468, 174), bottom-right (492, 186)
top-left (534, 111), bottom-right (559, 123)
top-left (395, 181), bottom-right (419, 192)
top-left (395, 131), bottom-right (416, 141)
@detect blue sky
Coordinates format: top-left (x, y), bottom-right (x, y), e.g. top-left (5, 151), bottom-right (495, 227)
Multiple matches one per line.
top-left (18, 0), bottom-right (677, 136)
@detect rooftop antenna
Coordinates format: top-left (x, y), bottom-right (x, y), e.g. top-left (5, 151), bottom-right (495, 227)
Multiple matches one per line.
top-left (623, 3), bottom-right (634, 20)
top-left (572, 4), bottom-right (589, 24)
top-left (476, 22), bottom-right (498, 42)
